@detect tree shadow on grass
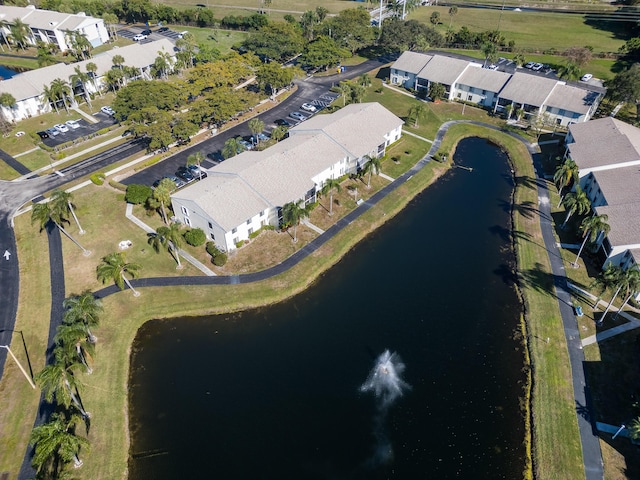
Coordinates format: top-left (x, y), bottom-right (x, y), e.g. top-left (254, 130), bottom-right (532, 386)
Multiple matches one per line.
top-left (518, 262), bottom-right (562, 298)
top-left (488, 224), bottom-right (531, 244)
top-left (498, 199), bottom-right (541, 220)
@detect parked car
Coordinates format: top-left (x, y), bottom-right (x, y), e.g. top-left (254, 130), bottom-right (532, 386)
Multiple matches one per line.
top-left (45, 127), bottom-right (60, 136)
top-left (252, 132), bottom-right (270, 144)
top-left (141, 29), bottom-right (152, 36)
top-left (101, 106), bottom-right (115, 116)
top-left (207, 151), bottom-right (224, 163)
top-left (580, 73), bottom-right (593, 82)
top-left (531, 63), bottom-right (543, 71)
top-left (176, 166), bottom-right (195, 183)
top-left (54, 123), bottom-right (69, 133)
top-left (65, 119), bottom-right (81, 129)
top-left (301, 103), bottom-right (317, 113)
top-left (486, 64), bottom-right (498, 70)
top-left (524, 62), bottom-right (534, 69)
top-left (133, 33), bottom-right (147, 41)
top-left (186, 164), bottom-right (207, 178)
top-left (36, 130), bottom-right (49, 139)
top-left (238, 139), bottom-right (254, 151)
top-left (275, 118), bottom-right (291, 127)
top-left (169, 175), bottom-right (185, 188)
top-left (290, 111), bottom-right (307, 121)
top-left (158, 26), bottom-right (169, 32)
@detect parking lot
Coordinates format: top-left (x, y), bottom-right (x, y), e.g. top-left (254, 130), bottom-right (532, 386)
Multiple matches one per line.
top-left (117, 26), bottom-right (183, 45)
top-left (40, 112), bottom-right (117, 147)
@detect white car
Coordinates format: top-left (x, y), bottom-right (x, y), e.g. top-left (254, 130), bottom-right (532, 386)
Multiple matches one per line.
top-left (580, 73), bottom-right (593, 82)
top-left (301, 103), bottom-right (317, 113)
top-left (101, 106), bottom-right (115, 116)
top-left (133, 33), bottom-right (147, 41)
top-left (54, 123), bottom-right (69, 133)
top-left (65, 119), bottom-right (80, 129)
top-left (290, 111), bottom-right (307, 121)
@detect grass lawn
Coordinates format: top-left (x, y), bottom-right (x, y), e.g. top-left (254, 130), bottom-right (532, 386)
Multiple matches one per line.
top-left (165, 0), bottom-right (365, 15)
top-left (419, 7), bottom-right (626, 54)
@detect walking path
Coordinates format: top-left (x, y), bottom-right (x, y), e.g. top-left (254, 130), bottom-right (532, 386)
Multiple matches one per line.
top-left (301, 219), bottom-right (325, 235)
top-left (71, 107), bottom-right (99, 124)
top-left (403, 130), bottom-right (433, 143)
top-left (14, 147), bottom-right (40, 158)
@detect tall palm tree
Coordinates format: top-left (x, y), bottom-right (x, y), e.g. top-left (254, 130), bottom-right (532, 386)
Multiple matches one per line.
top-left (222, 136), bottom-right (246, 159)
top-left (63, 291), bottom-right (102, 344)
top-left (561, 185), bottom-right (590, 228)
top-left (362, 155), bottom-right (381, 188)
top-left (51, 189), bottom-right (85, 234)
top-left (37, 44), bottom-right (57, 67)
top-left (591, 264), bottom-right (625, 325)
top-left (10, 18), bottom-right (31, 50)
top-left (112, 54), bottom-right (125, 70)
top-left (70, 66), bottom-right (92, 109)
top-left (408, 103), bottom-right (427, 127)
top-left (248, 117), bottom-right (265, 144)
top-left (358, 73), bottom-right (371, 88)
top-left (448, 5), bottom-right (458, 28)
top-left (321, 178), bottom-right (342, 215)
top-left (104, 68), bottom-right (124, 92)
top-left (55, 322), bottom-right (95, 374)
top-left (572, 214), bottom-right (610, 267)
top-left (41, 85), bottom-right (59, 114)
top-left (0, 19), bottom-right (12, 51)
top-left (553, 157), bottom-right (579, 207)
top-left (282, 201), bottom-right (309, 243)
top-left (153, 178), bottom-right (176, 224)
top-left (50, 78), bottom-right (73, 112)
top-left (96, 252), bottom-right (142, 296)
top-left (271, 125), bottom-right (287, 142)
top-left (31, 202), bottom-right (90, 255)
top-left (85, 62), bottom-right (99, 96)
top-left (148, 223), bottom-right (184, 268)
top-left (36, 346), bottom-right (89, 417)
top-left (337, 82), bottom-right (351, 107)
top-left (613, 267), bottom-right (640, 321)
top-left (186, 152), bottom-right (205, 179)
top-left (30, 411), bottom-right (88, 474)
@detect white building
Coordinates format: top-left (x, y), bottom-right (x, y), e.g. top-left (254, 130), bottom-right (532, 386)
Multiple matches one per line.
top-left (566, 117), bottom-right (640, 276)
top-left (390, 51), bottom-right (604, 127)
top-left (0, 5), bottom-right (109, 52)
top-left (0, 39), bottom-right (176, 121)
top-left (171, 103), bottom-right (403, 252)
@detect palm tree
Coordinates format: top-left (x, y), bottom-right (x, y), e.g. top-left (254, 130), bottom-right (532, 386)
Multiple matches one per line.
top-left (337, 82), bottom-right (351, 107)
top-left (10, 18), bottom-right (31, 50)
top-left (153, 178), bottom-right (175, 224)
top-left (70, 66), bottom-right (92, 109)
top-left (42, 85), bottom-right (60, 114)
top-left (591, 264), bottom-right (625, 325)
top-left (321, 178), bottom-right (341, 215)
top-left (63, 291), bottom-right (102, 344)
top-left (482, 42), bottom-right (498, 68)
top-left (31, 202), bottom-right (90, 255)
top-left (55, 322), bottom-right (95, 374)
top-left (271, 125), bottom-right (287, 142)
top-left (248, 117), bottom-right (265, 144)
top-left (97, 252), bottom-right (142, 296)
top-left (358, 73), bottom-right (371, 88)
top-left (50, 78), bottom-right (73, 112)
top-left (112, 54), bottom-right (125, 70)
top-left (362, 155), bottom-right (382, 188)
top-left (0, 92), bottom-right (16, 122)
top-left (561, 185), bottom-right (590, 228)
top-left (448, 5), bottom-right (458, 28)
top-left (282, 201), bottom-right (309, 243)
top-left (30, 411), bottom-right (89, 474)
top-left (148, 223), bottom-right (184, 268)
top-left (36, 346), bottom-right (89, 417)
top-left (51, 189), bottom-right (85, 234)
top-left (613, 267), bottom-right (640, 321)
top-left (222, 136), bottom-right (246, 159)
top-left (0, 19), bottom-right (12, 51)
top-left (104, 69), bottom-right (124, 92)
top-left (553, 157), bottom-right (579, 207)
top-left (85, 62), bottom-right (99, 96)
top-left (629, 417), bottom-right (640, 441)
top-left (572, 214), bottom-right (610, 267)
top-left (186, 152), bottom-right (205, 179)
top-left (37, 45), bottom-right (57, 67)
top-left (408, 103), bottom-right (427, 127)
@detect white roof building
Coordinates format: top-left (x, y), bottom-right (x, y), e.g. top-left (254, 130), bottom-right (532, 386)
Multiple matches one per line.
top-left (0, 5), bottom-right (109, 52)
top-left (171, 103), bottom-right (403, 252)
top-left (390, 51), bottom-right (604, 126)
top-left (566, 117), bottom-right (640, 270)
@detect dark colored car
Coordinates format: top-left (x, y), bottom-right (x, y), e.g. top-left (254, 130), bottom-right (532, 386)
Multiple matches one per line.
top-left (36, 130), bottom-right (49, 139)
top-left (176, 166), bottom-right (195, 183)
top-left (207, 151), bottom-right (223, 163)
top-left (275, 118), bottom-right (290, 127)
top-left (158, 26), bottom-right (169, 32)
top-left (141, 29), bottom-right (152, 36)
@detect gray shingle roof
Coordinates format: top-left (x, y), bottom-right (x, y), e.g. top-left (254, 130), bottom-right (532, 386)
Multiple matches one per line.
top-left (595, 203), bottom-right (640, 247)
top-left (0, 39), bottom-right (176, 102)
top-left (592, 166), bottom-right (640, 205)
top-left (0, 5), bottom-right (99, 31)
top-left (498, 71), bottom-right (557, 107)
top-left (391, 51), bottom-right (432, 75)
top-left (456, 65), bottom-right (511, 93)
top-left (545, 83), bottom-right (599, 115)
top-left (417, 55), bottom-right (470, 86)
top-left (568, 117), bottom-right (640, 169)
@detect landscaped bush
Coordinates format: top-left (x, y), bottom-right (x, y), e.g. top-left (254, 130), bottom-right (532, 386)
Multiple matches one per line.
top-left (90, 173), bottom-right (105, 185)
top-left (212, 252), bottom-right (227, 266)
top-left (109, 179), bottom-right (127, 191)
top-left (206, 241), bottom-right (220, 258)
top-left (125, 184), bottom-right (153, 204)
top-left (184, 228), bottom-right (206, 246)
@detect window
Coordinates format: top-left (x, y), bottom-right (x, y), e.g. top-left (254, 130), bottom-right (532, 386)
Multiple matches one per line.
top-left (467, 94), bottom-right (472, 101)
top-left (208, 222), bottom-right (213, 229)
top-left (184, 216), bottom-right (191, 227)
top-left (260, 210), bottom-right (265, 217)
top-left (181, 206), bottom-right (189, 216)
top-left (261, 220), bottom-right (266, 227)
top-left (246, 219), bottom-right (251, 225)
top-left (457, 92), bottom-right (461, 99)
top-left (248, 227), bottom-right (253, 235)
top-left (232, 227), bottom-right (237, 234)
top-left (233, 237), bottom-right (239, 245)
top-left (210, 233), bottom-right (215, 240)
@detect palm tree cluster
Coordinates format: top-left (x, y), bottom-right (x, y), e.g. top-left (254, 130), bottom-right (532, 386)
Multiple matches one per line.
top-left (591, 264), bottom-right (640, 326)
top-left (31, 190), bottom-right (90, 256)
top-left (30, 291), bottom-right (103, 477)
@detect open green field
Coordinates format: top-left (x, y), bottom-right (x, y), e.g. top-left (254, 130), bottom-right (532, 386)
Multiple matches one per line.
top-left (164, 0), bottom-right (368, 15)
top-left (421, 6), bottom-right (627, 53)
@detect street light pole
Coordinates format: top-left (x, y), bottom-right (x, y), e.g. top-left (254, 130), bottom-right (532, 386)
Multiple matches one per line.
top-left (1, 345), bottom-right (36, 389)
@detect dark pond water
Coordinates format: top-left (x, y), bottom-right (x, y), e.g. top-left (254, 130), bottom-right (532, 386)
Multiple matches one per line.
top-left (0, 65), bottom-right (18, 80)
top-left (128, 137), bottom-right (527, 480)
